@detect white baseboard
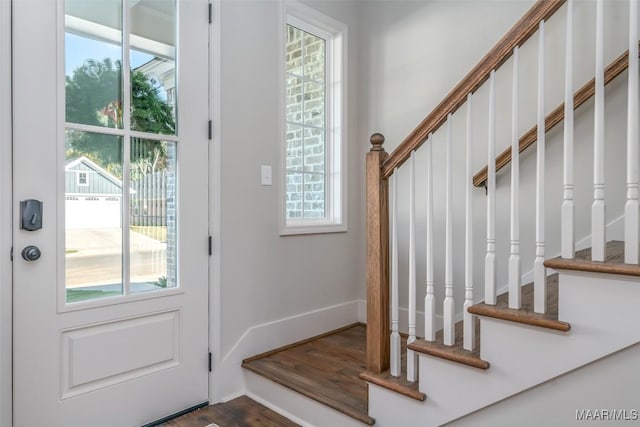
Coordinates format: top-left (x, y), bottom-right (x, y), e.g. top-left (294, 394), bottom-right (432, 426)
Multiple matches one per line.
top-left (212, 300), bottom-right (360, 402)
top-left (245, 390), bottom-right (313, 427)
top-left (357, 299), bottom-right (366, 323)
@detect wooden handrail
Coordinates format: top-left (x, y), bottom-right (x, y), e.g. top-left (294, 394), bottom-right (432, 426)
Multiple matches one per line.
top-left (381, 0), bottom-right (566, 180)
top-left (473, 43), bottom-right (640, 187)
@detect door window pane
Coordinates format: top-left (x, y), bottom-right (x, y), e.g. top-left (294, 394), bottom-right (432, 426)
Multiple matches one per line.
top-left (65, 131), bottom-right (124, 302)
top-left (130, 0), bottom-right (177, 135)
top-left (130, 138), bottom-right (177, 292)
top-left (65, 0), bottom-right (123, 129)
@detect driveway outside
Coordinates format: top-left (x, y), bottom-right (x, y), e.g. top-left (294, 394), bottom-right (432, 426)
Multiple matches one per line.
top-left (65, 228), bottom-right (168, 289)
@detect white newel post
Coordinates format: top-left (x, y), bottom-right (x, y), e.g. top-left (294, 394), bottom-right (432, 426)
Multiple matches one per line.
top-left (592, 0), bottom-right (606, 262)
top-left (390, 171), bottom-right (401, 377)
top-left (625, 0), bottom-right (639, 264)
top-left (425, 134), bottom-right (436, 342)
top-left (407, 151), bottom-right (417, 382)
top-left (562, 0), bottom-right (575, 259)
top-left (444, 114), bottom-right (455, 346)
top-left (534, 20), bottom-right (547, 314)
top-left (485, 70), bottom-right (497, 305)
top-left (509, 46), bottom-right (522, 309)
top-left (464, 94), bottom-right (475, 351)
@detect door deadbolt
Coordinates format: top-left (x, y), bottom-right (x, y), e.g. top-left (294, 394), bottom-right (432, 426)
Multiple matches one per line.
top-left (21, 246), bottom-right (41, 261)
top-left (20, 200), bottom-right (43, 231)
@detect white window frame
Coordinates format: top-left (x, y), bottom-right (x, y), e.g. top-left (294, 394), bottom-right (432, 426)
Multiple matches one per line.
top-left (77, 171), bottom-right (89, 186)
top-left (280, 2), bottom-right (348, 235)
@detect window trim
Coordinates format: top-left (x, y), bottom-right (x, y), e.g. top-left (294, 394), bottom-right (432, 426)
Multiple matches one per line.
top-left (77, 171), bottom-right (89, 186)
top-left (279, 1), bottom-right (348, 236)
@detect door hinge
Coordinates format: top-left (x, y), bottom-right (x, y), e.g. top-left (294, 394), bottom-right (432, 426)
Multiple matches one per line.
top-left (208, 352), bottom-right (212, 371)
top-left (208, 235), bottom-right (212, 256)
top-left (10, 247), bottom-right (13, 262)
top-left (208, 3), bottom-right (212, 24)
top-left (208, 120), bottom-right (212, 140)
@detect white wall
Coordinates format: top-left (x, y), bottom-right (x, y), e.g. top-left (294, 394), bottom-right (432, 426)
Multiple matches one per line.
top-left (0, 0), bottom-right (11, 424)
top-left (214, 0), bottom-right (364, 399)
top-left (449, 342), bottom-right (640, 427)
top-left (358, 0), bottom-right (632, 329)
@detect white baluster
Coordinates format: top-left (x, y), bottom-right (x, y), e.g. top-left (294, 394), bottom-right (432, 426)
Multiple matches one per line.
top-left (425, 134), bottom-right (436, 342)
top-left (444, 115), bottom-right (455, 346)
top-left (390, 171), bottom-right (401, 377)
top-left (592, 0), bottom-right (606, 262)
top-left (463, 94), bottom-right (475, 351)
top-left (407, 151), bottom-right (417, 382)
top-left (562, 0), bottom-right (575, 259)
top-left (534, 20), bottom-right (547, 314)
top-left (509, 47), bottom-right (521, 309)
top-left (625, 0), bottom-right (639, 264)
top-left (485, 70), bottom-right (497, 306)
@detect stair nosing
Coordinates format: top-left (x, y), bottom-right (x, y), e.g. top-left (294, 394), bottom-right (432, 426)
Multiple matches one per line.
top-left (545, 256), bottom-right (640, 277)
top-left (358, 371), bottom-right (426, 401)
top-left (407, 339), bottom-right (490, 370)
top-left (467, 303), bottom-right (571, 332)
top-left (242, 361), bottom-right (376, 425)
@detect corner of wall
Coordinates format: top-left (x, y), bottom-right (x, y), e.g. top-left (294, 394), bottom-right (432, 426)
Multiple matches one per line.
top-left (213, 300), bottom-right (360, 402)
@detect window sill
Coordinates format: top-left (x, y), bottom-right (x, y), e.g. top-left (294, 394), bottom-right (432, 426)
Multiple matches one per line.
top-left (280, 222), bottom-right (347, 236)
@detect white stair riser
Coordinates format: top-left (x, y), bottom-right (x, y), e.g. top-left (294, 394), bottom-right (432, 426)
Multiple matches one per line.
top-left (243, 370), bottom-right (365, 427)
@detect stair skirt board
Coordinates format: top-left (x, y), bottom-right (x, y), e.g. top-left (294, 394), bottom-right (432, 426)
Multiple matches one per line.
top-left (369, 269), bottom-right (640, 426)
top-left (447, 342), bottom-right (640, 427)
top-left (244, 369), bottom-right (371, 427)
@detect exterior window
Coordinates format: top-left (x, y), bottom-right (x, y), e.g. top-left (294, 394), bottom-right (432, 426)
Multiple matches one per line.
top-left (77, 171), bottom-right (88, 186)
top-left (281, 4), bottom-right (347, 235)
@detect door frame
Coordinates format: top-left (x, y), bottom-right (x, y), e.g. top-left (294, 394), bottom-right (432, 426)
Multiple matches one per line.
top-left (0, 0), bottom-right (12, 424)
top-left (208, 0), bottom-right (223, 403)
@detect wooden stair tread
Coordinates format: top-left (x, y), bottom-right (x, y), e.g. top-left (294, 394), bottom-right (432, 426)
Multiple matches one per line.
top-left (359, 370), bottom-right (425, 401)
top-left (408, 316), bottom-right (490, 370)
top-left (159, 396), bottom-right (301, 427)
top-left (242, 324), bottom-right (375, 425)
top-left (468, 274), bottom-right (570, 332)
top-left (545, 241), bottom-right (640, 276)
top-left (359, 334), bottom-right (426, 401)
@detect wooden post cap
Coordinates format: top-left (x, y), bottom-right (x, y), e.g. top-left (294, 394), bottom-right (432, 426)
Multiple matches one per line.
top-left (370, 133), bottom-right (385, 152)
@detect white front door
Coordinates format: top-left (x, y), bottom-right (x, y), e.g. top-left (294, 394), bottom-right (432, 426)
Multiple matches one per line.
top-left (13, 1), bottom-right (210, 426)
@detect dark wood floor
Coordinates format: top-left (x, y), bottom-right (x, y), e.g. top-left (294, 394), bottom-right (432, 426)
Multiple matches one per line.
top-left (159, 396), bottom-right (299, 427)
top-left (242, 323), bottom-right (375, 425)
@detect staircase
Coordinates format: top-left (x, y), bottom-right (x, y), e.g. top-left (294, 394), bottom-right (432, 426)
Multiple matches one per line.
top-left (369, 241), bottom-right (640, 426)
top-left (240, 0), bottom-right (640, 425)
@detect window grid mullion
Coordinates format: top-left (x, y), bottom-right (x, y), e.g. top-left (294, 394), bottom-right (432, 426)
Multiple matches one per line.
top-left (286, 120), bottom-right (323, 131)
top-left (286, 71), bottom-right (322, 86)
top-left (285, 169), bottom-right (325, 176)
top-left (122, 0), bottom-right (132, 296)
top-left (300, 31), bottom-right (307, 219)
top-left (323, 40), bottom-right (328, 219)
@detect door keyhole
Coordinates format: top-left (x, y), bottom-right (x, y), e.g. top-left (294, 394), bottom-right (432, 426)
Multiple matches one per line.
top-left (21, 246), bottom-right (41, 261)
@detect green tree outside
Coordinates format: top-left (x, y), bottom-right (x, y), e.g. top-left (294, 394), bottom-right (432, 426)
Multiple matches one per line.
top-left (65, 57), bottom-right (174, 179)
